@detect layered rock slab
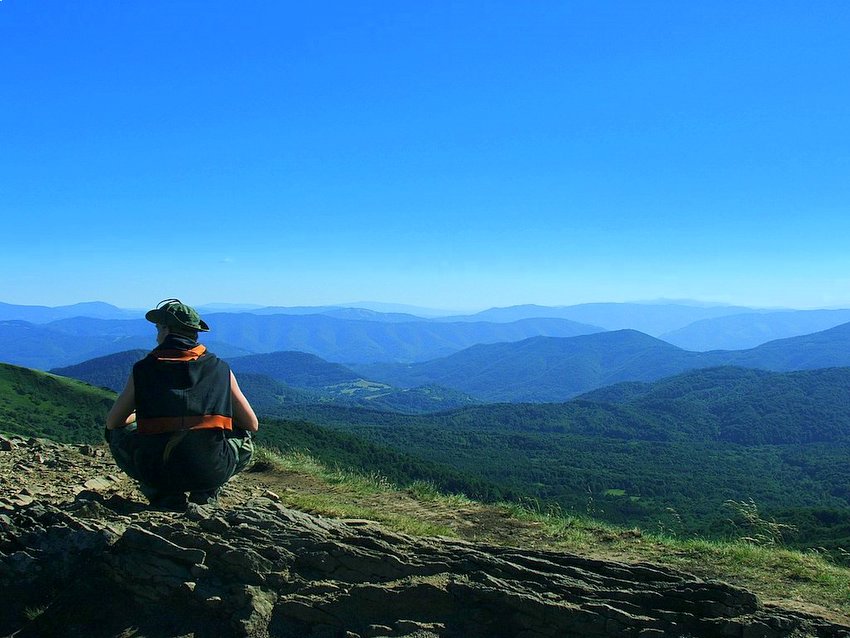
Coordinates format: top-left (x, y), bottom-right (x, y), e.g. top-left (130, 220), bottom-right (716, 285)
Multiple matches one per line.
top-left (2, 494), bottom-right (848, 638)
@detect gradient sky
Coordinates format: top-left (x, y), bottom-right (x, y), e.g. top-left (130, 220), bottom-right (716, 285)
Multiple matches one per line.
top-left (2, 1), bottom-right (849, 311)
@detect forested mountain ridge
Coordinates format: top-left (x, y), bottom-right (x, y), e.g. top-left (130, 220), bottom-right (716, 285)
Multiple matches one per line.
top-left (50, 349), bottom-right (149, 391)
top-left (359, 322), bottom-right (850, 402)
top-left (561, 366), bottom-right (850, 445)
top-left (270, 365), bottom-right (850, 546)
top-left (228, 351), bottom-right (362, 388)
top-left (357, 330), bottom-right (719, 401)
top-left (727, 320), bottom-right (850, 370)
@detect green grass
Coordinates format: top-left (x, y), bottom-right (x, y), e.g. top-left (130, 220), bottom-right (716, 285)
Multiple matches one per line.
top-left (23, 605), bottom-right (49, 621)
top-left (494, 498), bottom-right (850, 619)
top-left (249, 447), bottom-right (454, 536)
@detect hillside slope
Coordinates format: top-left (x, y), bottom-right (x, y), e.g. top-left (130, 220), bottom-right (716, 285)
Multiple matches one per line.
top-left (0, 363), bottom-right (115, 442)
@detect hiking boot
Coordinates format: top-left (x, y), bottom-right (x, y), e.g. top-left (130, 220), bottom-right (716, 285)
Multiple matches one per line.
top-left (188, 487), bottom-right (222, 506)
top-left (148, 492), bottom-right (188, 511)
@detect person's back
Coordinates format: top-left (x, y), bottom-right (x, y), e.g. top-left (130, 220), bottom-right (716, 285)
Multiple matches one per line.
top-left (106, 299), bottom-right (258, 509)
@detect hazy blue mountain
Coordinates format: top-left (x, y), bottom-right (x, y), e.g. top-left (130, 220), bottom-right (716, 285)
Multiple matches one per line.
top-left (358, 330), bottom-right (717, 402)
top-left (342, 301), bottom-right (461, 317)
top-left (45, 316), bottom-right (150, 337)
top-left (661, 309), bottom-right (850, 351)
top-left (727, 321), bottom-right (850, 371)
top-left (0, 320), bottom-right (145, 370)
top-left (41, 316), bottom-right (253, 360)
top-left (200, 313), bottom-right (602, 363)
top-left (228, 351), bottom-right (362, 388)
top-left (359, 322), bottom-right (850, 402)
top-left (246, 305), bottom-right (426, 322)
top-left (50, 349), bottom-right (149, 391)
top-left (195, 303), bottom-right (267, 312)
top-left (440, 302), bottom-right (761, 335)
top-left (3, 312), bottom-right (600, 368)
top-left (0, 301), bottom-right (141, 323)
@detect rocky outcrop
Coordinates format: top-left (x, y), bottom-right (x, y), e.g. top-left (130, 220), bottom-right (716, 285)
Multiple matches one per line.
top-left (1, 433), bottom-right (849, 638)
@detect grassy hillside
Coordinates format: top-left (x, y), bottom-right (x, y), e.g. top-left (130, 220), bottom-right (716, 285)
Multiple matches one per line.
top-left (0, 363), bottom-right (115, 443)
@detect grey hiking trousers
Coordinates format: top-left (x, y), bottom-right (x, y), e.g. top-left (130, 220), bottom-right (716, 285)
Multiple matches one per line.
top-left (106, 424), bottom-right (254, 500)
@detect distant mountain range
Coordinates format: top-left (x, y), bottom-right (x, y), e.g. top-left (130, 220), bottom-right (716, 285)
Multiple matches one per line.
top-left (0, 312), bottom-right (601, 370)
top-left (47, 320), bottom-right (850, 408)
top-left (435, 302), bottom-right (764, 335)
top-left (0, 301), bottom-right (141, 322)
top-left (357, 322), bottom-right (850, 402)
top-left (5, 300), bottom-right (850, 372)
top-left (660, 308), bottom-right (850, 351)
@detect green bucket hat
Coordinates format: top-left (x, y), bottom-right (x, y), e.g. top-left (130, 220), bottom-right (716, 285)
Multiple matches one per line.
top-left (145, 298), bottom-right (210, 332)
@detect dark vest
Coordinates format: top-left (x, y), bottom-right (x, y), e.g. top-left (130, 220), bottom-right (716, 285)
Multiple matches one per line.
top-left (133, 344), bottom-right (233, 435)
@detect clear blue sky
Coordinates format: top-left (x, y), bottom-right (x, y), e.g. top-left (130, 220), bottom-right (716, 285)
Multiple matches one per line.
top-left (2, 1), bottom-right (849, 311)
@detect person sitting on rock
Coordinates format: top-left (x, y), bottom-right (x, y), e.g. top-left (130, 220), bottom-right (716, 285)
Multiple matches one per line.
top-left (105, 299), bottom-right (258, 509)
